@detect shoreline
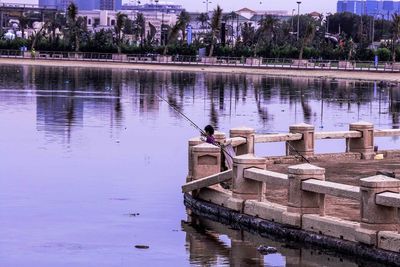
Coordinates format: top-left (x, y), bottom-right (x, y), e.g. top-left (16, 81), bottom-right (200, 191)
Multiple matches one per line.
top-left (1, 57), bottom-right (400, 83)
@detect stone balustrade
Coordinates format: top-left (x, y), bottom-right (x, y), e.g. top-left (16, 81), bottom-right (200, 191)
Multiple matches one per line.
top-left (253, 121), bottom-right (400, 160)
top-left (184, 121), bottom-right (400, 257)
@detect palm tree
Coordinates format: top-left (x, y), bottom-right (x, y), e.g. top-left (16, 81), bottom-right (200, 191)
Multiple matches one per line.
top-left (48, 12), bottom-right (66, 41)
top-left (67, 2), bottom-right (80, 52)
top-left (227, 11), bottom-right (238, 44)
top-left (115, 12), bottom-right (127, 54)
top-left (147, 22), bottom-right (157, 45)
top-left (197, 13), bottom-right (209, 30)
top-left (257, 15), bottom-right (278, 47)
top-left (299, 22), bottom-right (315, 60)
top-left (18, 14), bottom-right (29, 39)
top-left (241, 22), bottom-right (255, 46)
top-left (209, 5), bottom-right (223, 57)
top-left (391, 13), bottom-right (400, 62)
top-left (31, 22), bottom-right (48, 50)
top-left (163, 22), bottom-right (181, 55)
top-left (135, 13), bottom-right (146, 45)
top-left (177, 10), bottom-right (191, 42)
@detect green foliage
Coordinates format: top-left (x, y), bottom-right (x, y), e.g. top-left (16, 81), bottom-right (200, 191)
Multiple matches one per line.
top-left (0, 38), bottom-right (29, 50)
top-left (376, 48), bottom-right (392, 62)
top-left (1, 8), bottom-right (398, 62)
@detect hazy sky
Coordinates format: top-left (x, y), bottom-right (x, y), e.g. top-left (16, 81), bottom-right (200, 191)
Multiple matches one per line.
top-left (13, 0), bottom-right (337, 14)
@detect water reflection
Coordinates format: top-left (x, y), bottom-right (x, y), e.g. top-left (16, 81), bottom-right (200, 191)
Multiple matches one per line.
top-left (1, 65), bottom-right (399, 135)
top-left (184, 214), bottom-right (387, 267)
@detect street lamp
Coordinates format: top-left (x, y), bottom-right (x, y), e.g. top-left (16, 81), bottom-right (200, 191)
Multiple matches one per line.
top-left (296, 1), bottom-right (301, 41)
top-left (203, 0), bottom-right (211, 13)
top-left (155, 0), bottom-right (159, 19)
top-left (291, 8), bottom-right (295, 34)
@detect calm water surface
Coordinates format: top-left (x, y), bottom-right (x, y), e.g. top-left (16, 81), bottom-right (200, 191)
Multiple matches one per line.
top-left (0, 65), bottom-right (399, 267)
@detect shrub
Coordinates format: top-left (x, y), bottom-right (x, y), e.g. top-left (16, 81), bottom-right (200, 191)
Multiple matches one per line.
top-left (376, 48), bottom-right (391, 62)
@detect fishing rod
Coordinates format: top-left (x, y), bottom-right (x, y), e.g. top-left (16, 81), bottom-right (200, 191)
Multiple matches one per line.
top-left (157, 94), bottom-right (309, 163)
top-left (156, 94), bottom-right (234, 159)
top-left (157, 94), bottom-right (206, 135)
top-left (285, 140), bottom-right (311, 164)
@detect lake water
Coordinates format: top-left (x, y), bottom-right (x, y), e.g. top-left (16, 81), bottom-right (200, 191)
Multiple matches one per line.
top-left (0, 64), bottom-right (399, 267)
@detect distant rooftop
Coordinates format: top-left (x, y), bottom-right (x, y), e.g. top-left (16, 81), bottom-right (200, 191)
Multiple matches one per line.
top-left (121, 2), bottom-right (183, 13)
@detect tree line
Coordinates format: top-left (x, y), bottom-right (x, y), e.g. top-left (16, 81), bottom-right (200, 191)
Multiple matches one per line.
top-left (1, 3), bottom-right (400, 62)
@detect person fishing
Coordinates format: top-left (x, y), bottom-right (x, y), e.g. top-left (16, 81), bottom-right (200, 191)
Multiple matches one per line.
top-left (201, 125), bottom-right (216, 145)
top-left (201, 125), bottom-right (235, 171)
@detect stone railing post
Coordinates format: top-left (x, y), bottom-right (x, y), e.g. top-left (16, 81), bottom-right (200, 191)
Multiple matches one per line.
top-left (287, 123), bottom-right (314, 157)
top-left (232, 154), bottom-right (266, 201)
top-left (187, 132), bottom-right (226, 182)
top-left (192, 143), bottom-right (221, 181)
top-left (214, 131), bottom-right (226, 144)
top-left (287, 164), bottom-right (325, 215)
top-left (356, 175), bottom-right (400, 245)
top-left (230, 127), bottom-right (255, 156)
top-left (187, 137), bottom-right (203, 182)
top-left (349, 121), bottom-right (374, 159)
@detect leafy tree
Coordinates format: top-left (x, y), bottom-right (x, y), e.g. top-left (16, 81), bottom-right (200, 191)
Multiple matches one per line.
top-left (376, 47), bottom-right (391, 62)
top-left (327, 12), bottom-right (360, 41)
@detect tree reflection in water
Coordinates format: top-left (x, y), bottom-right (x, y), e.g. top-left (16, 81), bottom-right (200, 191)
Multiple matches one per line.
top-left (3, 65), bottom-right (398, 144)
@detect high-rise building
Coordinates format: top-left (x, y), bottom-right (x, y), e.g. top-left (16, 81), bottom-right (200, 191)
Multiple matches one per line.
top-left (76, 0), bottom-right (97, 10)
top-left (337, 0), bottom-right (400, 19)
top-left (100, 0), bottom-right (122, 10)
top-left (38, 0), bottom-right (58, 7)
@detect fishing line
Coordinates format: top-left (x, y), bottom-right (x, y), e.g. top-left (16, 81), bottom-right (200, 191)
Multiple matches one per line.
top-left (157, 94), bottom-right (309, 163)
top-left (156, 94), bottom-right (234, 160)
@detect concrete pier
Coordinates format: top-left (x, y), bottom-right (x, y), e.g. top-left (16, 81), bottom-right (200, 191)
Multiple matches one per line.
top-left (183, 121), bottom-right (400, 265)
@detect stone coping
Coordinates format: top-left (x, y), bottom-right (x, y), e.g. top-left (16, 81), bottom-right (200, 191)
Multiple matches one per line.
top-left (192, 143), bottom-right (220, 153)
top-left (360, 175), bottom-right (400, 188)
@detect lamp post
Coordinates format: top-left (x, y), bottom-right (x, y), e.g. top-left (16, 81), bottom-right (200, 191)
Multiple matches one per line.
top-left (296, 1), bottom-right (301, 41)
top-left (203, 0), bottom-right (211, 13)
top-left (371, 11), bottom-right (375, 42)
top-left (291, 8), bottom-right (295, 34)
top-left (155, 0), bottom-right (159, 19)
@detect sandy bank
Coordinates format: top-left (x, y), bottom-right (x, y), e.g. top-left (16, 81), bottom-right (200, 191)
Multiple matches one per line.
top-left (1, 57), bottom-right (400, 83)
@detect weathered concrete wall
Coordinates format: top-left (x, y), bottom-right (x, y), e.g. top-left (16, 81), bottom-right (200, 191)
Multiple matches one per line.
top-left (184, 193), bottom-right (400, 267)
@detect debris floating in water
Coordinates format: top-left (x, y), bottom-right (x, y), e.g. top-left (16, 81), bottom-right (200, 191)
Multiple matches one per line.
top-left (128, 213), bottom-right (140, 217)
top-left (135, 245), bottom-right (149, 249)
top-left (257, 245), bottom-right (278, 255)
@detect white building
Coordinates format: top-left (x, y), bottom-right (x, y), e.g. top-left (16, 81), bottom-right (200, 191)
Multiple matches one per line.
top-left (79, 9), bottom-right (178, 42)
